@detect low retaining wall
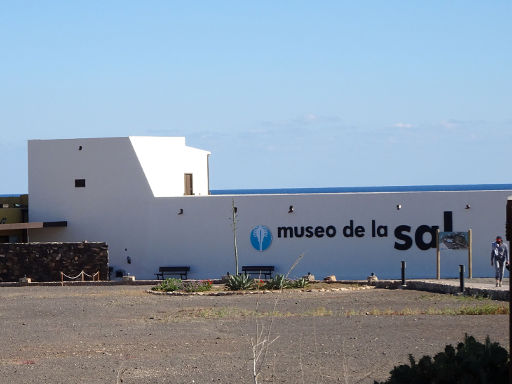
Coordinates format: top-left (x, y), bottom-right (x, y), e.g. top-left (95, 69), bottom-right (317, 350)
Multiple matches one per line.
top-left (0, 242), bottom-right (108, 282)
top-left (375, 280), bottom-right (509, 301)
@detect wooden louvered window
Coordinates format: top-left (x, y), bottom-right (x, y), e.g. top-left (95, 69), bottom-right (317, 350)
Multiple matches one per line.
top-left (184, 174), bottom-right (193, 195)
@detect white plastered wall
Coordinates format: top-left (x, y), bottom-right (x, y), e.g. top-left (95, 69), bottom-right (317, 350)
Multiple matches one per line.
top-left (140, 190), bottom-right (510, 280)
top-left (27, 137), bottom-right (511, 280)
top-left (129, 137), bottom-right (210, 197)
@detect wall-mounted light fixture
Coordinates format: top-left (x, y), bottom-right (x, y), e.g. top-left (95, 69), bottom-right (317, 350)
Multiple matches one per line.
top-left (288, 205), bottom-right (295, 213)
top-left (233, 207), bottom-right (238, 214)
top-left (465, 204), bottom-right (471, 210)
top-left (396, 204), bottom-right (402, 210)
top-left (178, 208), bottom-right (184, 215)
top-left (78, 145), bottom-right (83, 151)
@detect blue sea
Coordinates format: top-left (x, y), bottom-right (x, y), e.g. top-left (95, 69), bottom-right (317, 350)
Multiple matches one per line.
top-left (211, 184), bottom-right (512, 195)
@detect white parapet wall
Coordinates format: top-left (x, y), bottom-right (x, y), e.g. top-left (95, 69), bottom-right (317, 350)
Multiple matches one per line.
top-left (27, 137), bottom-right (512, 280)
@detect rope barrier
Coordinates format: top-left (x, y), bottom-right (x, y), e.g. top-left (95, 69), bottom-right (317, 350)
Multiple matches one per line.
top-left (60, 270), bottom-right (100, 285)
top-left (61, 272), bottom-right (84, 280)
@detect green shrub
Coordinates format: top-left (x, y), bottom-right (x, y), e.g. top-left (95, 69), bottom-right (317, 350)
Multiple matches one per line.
top-left (152, 279), bottom-right (213, 292)
top-left (225, 274), bottom-right (254, 290)
top-left (375, 334), bottom-right (509, 384)
top-left (264, 274), bottom-right (289, 290)
top-left (182, 280), bottom-right (213, 292)
top-left (152, 278), bottom-right (183, 292)
top-left (290, 277), bottom-right (309, 288)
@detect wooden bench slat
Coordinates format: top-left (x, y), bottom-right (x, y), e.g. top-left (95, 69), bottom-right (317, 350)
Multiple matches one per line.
top-left (242, 266), bottom-right (274, 271)
top-left (159, 267), bottom-right (190, 272)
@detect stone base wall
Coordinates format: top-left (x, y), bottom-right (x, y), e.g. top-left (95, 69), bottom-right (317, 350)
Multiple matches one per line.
top-left (0, 242), bottom-right (109, 282)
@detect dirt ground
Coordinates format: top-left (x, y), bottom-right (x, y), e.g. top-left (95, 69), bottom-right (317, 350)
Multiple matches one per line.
top-left (0, 285), bottom-right (508, 384)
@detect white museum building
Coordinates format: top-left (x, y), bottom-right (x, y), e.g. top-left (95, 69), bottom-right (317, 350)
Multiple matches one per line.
top-left (27, 137), bottom-right (512, 280)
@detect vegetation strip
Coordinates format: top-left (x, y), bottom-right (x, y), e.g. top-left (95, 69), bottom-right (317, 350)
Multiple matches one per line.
top-left (147, 286), bottom-right (372, 296)
top-left (149, 276), bottom-right (368, 295)
top-left (148, 303), bottom-right (508, 322)
top-left (347, 304), bottom-right (508, 316)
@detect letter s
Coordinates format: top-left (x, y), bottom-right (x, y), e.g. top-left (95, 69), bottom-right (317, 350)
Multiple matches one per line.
top-left (394, 225), bottom-right (412, 250)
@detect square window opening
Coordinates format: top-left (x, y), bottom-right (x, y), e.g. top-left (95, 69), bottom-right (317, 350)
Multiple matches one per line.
top-left (75, 179), bottom-right (86, 188)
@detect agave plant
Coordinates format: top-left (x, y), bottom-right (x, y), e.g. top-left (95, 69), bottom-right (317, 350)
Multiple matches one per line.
top-left (264, 274), bottom-right (289, 290)
top-left (290, 277), bottom-right (309, 288)
top-left (225, 274), bottom-right (254, 291)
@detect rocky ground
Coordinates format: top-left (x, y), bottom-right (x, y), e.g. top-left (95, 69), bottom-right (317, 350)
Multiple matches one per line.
top-left (0, 284), bottom-right (508, 383)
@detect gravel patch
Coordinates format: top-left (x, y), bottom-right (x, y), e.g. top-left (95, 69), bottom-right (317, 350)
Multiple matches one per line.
top-left (0, 285), bottom-right (508, 383)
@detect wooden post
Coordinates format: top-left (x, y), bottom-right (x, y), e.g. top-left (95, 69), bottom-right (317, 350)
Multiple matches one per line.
top-left (232, 199), bottom-right (239, 275)
top-left (81, 271), bottom-right (84, 282)
top-left (60, 272), bottom-right (63, 284)
top-left (468, 229), bottom-right (472, 278)
top-left (436, 229), bottom-right (441, 279)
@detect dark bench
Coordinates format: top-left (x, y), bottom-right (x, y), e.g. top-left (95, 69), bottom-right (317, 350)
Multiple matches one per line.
top-left (242, 265), bottom-right (275, 279)
top-left (155, 266), bottom-right (190, 280)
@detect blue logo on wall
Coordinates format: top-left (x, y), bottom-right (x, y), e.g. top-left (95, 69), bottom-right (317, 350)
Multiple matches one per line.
top-left (250, 225), bottom-right (273, 252)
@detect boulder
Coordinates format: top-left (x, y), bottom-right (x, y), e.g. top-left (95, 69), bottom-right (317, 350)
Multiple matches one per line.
top-left (367, 273), bottom-right (379, 285)
top-left (303, 272), bottom-right (315, 282)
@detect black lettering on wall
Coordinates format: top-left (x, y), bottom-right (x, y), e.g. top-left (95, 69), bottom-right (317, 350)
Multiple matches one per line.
top-left (415, 225), bottom-right (439, 250)
top-left (444, 211), bottom-right (453, 232)
top-left (305, 226), bottom-right (314, 238)
top-left (394, 225), bottom-right (412, 250)
top-left (326, 225), bottom-right (336, 238)
top-left (343, 220), bottom-right (354, 237)
top-left (293, 227), bottom-right (304, 238)
top-left (314, 226), bottom-right (325, 238)
top-left (377, 225), bottom-right (388, 237)
top-left (278, 227), bottom-right (293, 238)
top-left (355, 226), bottom-right (365, 238)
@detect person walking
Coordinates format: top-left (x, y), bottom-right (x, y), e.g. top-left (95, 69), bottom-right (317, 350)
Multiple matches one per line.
top-left (491, 235), bottom-right (509, 287)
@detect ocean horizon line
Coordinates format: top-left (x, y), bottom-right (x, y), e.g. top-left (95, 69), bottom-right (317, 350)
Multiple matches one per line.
top-left (211, 183), bottom-right (512, 195)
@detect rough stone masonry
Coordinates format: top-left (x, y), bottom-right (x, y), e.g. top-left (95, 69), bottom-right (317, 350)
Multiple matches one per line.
top-left (0, 242), bottom-right (108, 282)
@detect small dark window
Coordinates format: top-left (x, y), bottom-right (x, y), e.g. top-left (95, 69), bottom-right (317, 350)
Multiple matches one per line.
top-left (75, 179), bottom-right (86, 188)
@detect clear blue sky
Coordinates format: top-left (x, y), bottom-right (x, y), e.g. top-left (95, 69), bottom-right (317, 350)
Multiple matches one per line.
top-left (1, 1), bottom-right (510, 193)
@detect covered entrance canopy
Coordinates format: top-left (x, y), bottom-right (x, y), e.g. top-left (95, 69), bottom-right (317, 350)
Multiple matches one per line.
top-left (0, 221), bottom-right (67, 231)
top-left (0, 221), bottom-right (67, 242)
